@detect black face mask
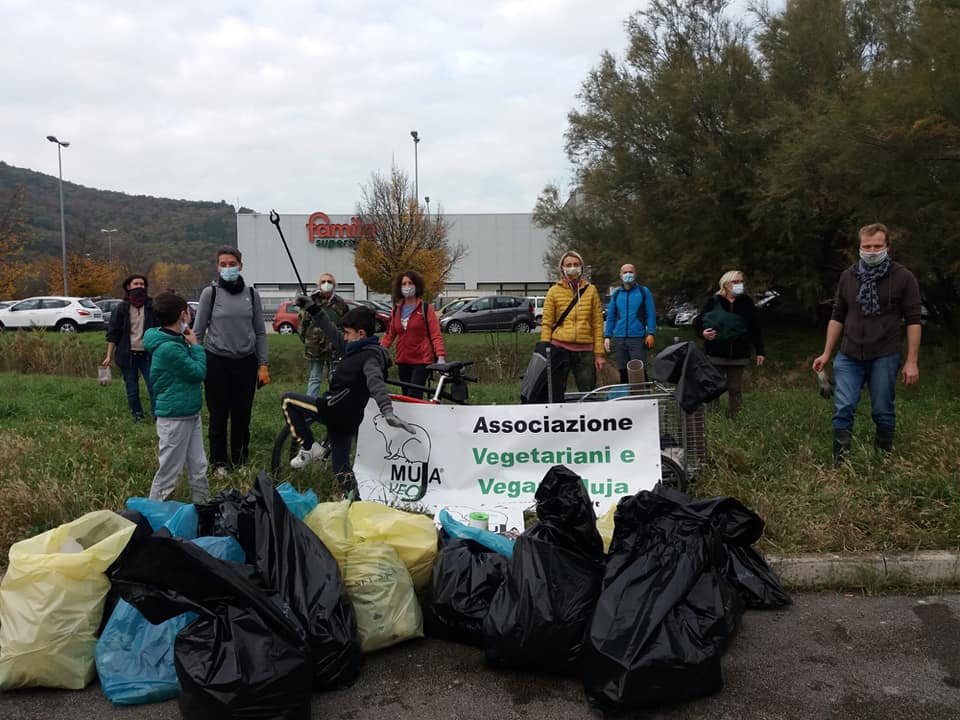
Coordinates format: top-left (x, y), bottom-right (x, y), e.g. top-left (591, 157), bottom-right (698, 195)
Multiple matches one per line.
top-left (127, 287), bottom-right (147, 307)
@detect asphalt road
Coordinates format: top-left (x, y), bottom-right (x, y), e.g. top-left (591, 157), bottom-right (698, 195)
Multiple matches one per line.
top-left (2, 592), bottom-right (958, 720)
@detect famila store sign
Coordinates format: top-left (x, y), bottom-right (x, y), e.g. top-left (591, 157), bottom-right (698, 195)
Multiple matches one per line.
top-left (306, 212), bottom-right (376, 248)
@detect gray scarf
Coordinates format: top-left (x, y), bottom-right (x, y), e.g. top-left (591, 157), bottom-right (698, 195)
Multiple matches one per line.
top-left (854, 257), bottom-right (892, 317)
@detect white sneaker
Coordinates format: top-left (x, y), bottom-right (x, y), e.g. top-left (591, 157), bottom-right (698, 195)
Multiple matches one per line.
top-left (290, 442), bottom-right (327, 469)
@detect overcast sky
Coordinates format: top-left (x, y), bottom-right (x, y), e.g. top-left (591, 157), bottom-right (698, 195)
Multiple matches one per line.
top-left (1, 0), bottom-right (648, 214)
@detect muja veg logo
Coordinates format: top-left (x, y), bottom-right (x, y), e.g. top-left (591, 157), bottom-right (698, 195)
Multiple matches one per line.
top-left (372, 413), bottom-right (442, 501)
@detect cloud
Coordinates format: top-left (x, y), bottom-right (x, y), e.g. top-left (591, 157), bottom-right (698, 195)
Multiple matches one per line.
top-left (1, 0), bottom-right (640, 213)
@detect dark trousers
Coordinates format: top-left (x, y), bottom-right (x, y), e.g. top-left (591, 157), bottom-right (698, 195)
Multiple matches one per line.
top-left (204, 352), bottom-right (258, 468)
top-left (397, 363), bottom-right (430, 400)
top-left (550, 349), bottom-right (595, 402)
top-left (718, 365), bottom-right (745, 417)
top-left (121, 352), bottom-right (155, 418)
top-left (280, 392), bottom-right (354, 476)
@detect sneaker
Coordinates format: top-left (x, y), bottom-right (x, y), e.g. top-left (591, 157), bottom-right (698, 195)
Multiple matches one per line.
top-left (213, 466), bottom-right (229, 479)
top-left (132, 412), bottom-right (145, 423)
top-left (291, 442), bottom-right (327, 469)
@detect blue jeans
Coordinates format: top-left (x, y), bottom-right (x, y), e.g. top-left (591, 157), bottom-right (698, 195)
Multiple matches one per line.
top-left (832, 351), bottom-right (900, 433)
top-left (307, 356), bottom-right (334, 398)
top-left (121, 352), bottom-right (155, 418)
top-left (613, 337), bottom-right (648, 370)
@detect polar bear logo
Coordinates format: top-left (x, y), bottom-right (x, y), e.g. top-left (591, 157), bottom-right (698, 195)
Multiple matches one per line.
top-left (373, 414), bottom-right (432, 464)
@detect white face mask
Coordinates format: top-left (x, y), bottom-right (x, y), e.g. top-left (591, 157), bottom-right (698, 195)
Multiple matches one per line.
top-left (181, 321), bottom-right (190, 333)
top-left (319, 281), bottom-right (334, 293)
top-left (564, 265), bottom-right (582, 279)
top-left (860, 249), bottom-right (888, 267)
top-left (731, 282), bottom-right (745, 296)
top-left (401, 286), bottom-right (416, 298)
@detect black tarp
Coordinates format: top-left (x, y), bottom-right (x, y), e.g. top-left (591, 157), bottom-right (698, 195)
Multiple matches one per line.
top-left (650, 341), bottom-right (726, 413)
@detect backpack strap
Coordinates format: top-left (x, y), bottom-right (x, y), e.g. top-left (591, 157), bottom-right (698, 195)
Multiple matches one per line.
top-left (423, 301), bottom-right (438, 360)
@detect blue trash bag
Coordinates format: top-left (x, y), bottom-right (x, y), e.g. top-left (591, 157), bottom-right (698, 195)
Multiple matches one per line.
top-left (95, 535), bottom-right (245, 705)
top-left (439, 509), bottom-right (515, 559)
top-left (276, 482), bottom-right (319, 520)
top-left (126, 498), bottom-right (187, 531)
top-left (162, 504), bottom-right (198, 540)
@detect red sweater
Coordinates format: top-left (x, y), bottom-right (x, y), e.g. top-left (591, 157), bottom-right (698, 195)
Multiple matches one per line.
top-left (380, 301), bottom-right (445, 365)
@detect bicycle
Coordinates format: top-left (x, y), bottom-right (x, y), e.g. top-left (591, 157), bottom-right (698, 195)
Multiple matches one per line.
top-left (270, 360), bottom-right (478, 498)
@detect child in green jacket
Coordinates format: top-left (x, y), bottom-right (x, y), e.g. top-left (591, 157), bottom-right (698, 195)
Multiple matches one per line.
top-left (143, 293), bottom-right (208, 502)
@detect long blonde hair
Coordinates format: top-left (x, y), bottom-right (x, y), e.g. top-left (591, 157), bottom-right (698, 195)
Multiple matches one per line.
top-left (717, 270), bottom-right (743, 294)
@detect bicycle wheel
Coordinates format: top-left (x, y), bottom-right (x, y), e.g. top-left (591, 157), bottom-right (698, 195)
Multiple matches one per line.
top-left (659, 453), bottom-right (688, 492)
top-left (270, 418), bottom-right (330, 483)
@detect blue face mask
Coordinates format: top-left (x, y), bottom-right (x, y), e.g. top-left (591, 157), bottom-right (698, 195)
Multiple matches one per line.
top-left (219, 266), bottom-right (241, 282)
top-left (621, 273), bottom-right (635, 285)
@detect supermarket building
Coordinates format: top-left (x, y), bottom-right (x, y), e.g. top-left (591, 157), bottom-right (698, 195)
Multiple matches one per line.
top-left (237, 210), bottom-right (557, 312)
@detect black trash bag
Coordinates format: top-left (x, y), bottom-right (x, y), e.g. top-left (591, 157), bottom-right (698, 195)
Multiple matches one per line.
top-left (97, 508), bottom-right (155, 636)
top-left (111, 535), bottom-right (313, 720)
top-left (650, 341), bottom-right (726, 413)
top-left (483, 465), bottom-right (605, 674)
top-left (195, 488), bottom-right (257, 560)
top-left (520, 341), bottom-right (569, 404)
top-left (248, 471), bottom-right (362, 690)
top-left (583, 490), bottom-right (744, 713)
top-left (654, 484), bottom-right (791, 609)
top-left (426, 538), bottom-right (508, 646)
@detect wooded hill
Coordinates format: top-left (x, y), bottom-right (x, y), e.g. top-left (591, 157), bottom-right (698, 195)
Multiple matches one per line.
top-left (0, 161), bottom-right (238, 271)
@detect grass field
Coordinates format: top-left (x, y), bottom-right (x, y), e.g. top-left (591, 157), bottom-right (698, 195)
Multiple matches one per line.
top-left (1, 322), bottom-right (958, 565)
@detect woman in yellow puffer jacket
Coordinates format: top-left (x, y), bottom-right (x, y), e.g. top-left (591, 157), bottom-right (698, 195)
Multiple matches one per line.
top-left (540, 250), bottom-right (606, 401)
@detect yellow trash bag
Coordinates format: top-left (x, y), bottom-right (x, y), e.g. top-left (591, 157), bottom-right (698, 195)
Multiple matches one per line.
top-left (348, 502), bottom-right (438, 593)
top-left (343, 541), bottom-right (423, 653)
top-left (303, 500), bottom-right (353, 567)
top-left (597, 505), bottom-right (616, 554)
top-left (0, 510), bottom-right (136, 690)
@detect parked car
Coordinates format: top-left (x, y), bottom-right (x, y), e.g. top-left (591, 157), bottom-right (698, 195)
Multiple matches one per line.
top-left (673, 304), bottom-right (699, 326)
top-left (94, 298), bottom-right (124, 325)
top-left (353, 299), bottom-right (392, 315)
top-left (0, 296), bottom-right (103, 332)
top-left (0, 301), bottom-right (15, 310)
top-left (439, 295), bottom-right (536, 334)
top-left (439, 297), bottom-right (476, 317)
top-left (271, 299), bottom-right (389, 335)
top-left (526, 296), bottom-right (545, 323)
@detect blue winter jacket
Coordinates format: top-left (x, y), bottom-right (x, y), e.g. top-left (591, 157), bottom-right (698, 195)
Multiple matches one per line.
top-left (143, 328), bottom-right (207, 417)
top-left (604, 284), bottom-right (657, 339)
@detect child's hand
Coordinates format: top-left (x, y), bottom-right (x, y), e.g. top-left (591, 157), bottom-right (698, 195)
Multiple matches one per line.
top-left (384, 410), bottom-right (415, 434)
top-left (183, 327), bottom-right (198, 345)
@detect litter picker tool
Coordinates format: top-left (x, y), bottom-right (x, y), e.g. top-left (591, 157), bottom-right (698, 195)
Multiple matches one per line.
top-left (269, 209), bottom-right (307, 296)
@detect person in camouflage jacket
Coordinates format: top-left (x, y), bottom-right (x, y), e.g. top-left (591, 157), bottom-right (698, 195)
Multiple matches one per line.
top-left (300, 272), bottom-right (350, 396)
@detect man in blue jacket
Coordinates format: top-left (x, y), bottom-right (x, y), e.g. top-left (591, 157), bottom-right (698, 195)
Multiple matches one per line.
top-left (603, 263), bottom-right (657, 385)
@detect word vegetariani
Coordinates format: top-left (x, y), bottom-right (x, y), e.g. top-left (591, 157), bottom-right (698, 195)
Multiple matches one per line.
top-left (473, 446), bottom-right (637, 468)
top-left (472, 415), bottom-right (633, 434)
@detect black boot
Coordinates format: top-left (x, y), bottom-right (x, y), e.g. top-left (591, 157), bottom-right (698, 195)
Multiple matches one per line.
top-left (833, 428), bottom-right (853, 467)
top-left (874, 428), bottom-right (894, 453)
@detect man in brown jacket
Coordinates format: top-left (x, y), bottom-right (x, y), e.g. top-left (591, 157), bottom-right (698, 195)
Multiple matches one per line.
top-left (812, 223), bottom-right (922, 465)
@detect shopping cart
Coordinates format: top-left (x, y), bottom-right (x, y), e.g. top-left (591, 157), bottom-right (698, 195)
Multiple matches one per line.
top-left (569, 381), bottom-right (706, 491)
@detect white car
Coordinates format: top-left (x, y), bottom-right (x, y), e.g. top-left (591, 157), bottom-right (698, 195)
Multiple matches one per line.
top-left (0, 296), bottom-right (103, 332)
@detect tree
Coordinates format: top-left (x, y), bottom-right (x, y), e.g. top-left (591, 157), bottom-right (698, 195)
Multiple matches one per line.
top-left (353, 165), bottom-right (464, 298)
top-left (0, 185), bottom-right (30, 297)
top-left (149, 261), bottom-right (208, 298)
top-left (45, 254), bottom-right (122, 297)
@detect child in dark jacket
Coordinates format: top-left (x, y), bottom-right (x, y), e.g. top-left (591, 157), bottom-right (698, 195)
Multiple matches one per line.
top-left (143, 293), bottom-right (208, 502)
top-left (281, 302), bottom-right (414, 497)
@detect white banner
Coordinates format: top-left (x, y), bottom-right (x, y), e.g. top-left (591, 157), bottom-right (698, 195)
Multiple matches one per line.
top-left (354, 398), bottom-right (663, 532)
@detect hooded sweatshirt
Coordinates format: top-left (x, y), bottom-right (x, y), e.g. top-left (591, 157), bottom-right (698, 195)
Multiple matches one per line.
top-left (143, 328), bottom-right (207, 417)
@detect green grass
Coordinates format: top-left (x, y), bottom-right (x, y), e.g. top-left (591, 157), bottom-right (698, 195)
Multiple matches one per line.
top-left (1, 323), bottom-right (958, 565)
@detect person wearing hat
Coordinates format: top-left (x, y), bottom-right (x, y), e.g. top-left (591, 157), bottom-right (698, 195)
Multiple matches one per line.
top-left (540, 250), bottom-right (605, 402)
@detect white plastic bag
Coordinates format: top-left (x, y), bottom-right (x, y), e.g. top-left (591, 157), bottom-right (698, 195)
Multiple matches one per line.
top-left (98, 365), bottom-right (112, 386)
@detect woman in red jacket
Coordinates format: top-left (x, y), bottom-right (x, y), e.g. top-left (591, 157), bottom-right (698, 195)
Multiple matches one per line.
top-left (381, 270), bottom-right (446, 399)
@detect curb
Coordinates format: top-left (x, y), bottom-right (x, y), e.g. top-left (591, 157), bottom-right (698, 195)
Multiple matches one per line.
top-left (768, 551), bottom-right (960, 589)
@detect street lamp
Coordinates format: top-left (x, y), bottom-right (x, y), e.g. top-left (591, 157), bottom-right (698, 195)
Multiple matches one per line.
top-left (424, 196), bottom-right (430, 215)
top-left (47, 135), bottom-right (70, 296)
top-left (100, 228), bottom-right (118, 262)
top-left (410, 130), bottom-right (420, 204)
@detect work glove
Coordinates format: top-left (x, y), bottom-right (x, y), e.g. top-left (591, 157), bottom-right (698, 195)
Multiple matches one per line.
top-left (645, 334), bottom-right (655, 349)
top-left (603, 338), bottom-right (611, 353)
top-left (257, 365), bottom-right (270, 389)
top-left (295, 294), bottom-right (321, 315)
top-left (383, 410), bottom-right (415, 434)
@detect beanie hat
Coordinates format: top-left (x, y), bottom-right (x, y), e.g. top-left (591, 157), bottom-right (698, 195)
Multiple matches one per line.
top-left (558, 250), bottom-right (584, 275)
